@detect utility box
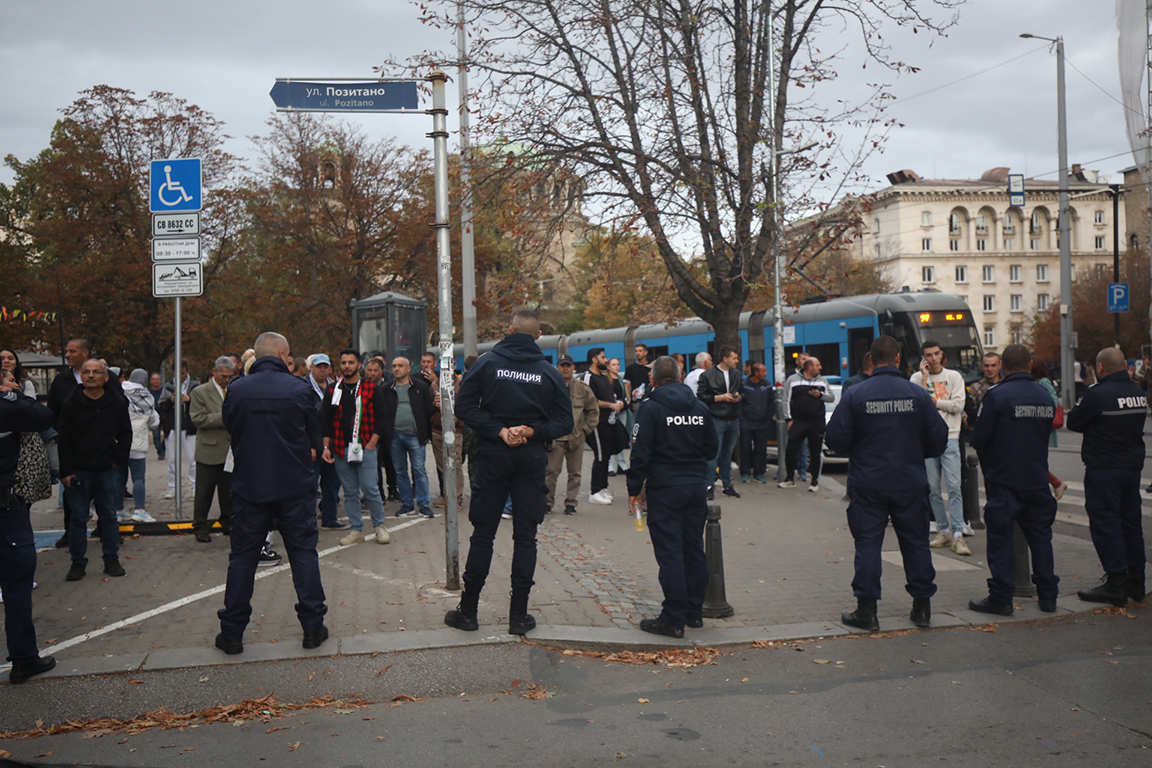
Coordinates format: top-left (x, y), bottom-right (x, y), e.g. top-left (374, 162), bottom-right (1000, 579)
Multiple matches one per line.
top-left (349, 291), bottom-right (428, 363)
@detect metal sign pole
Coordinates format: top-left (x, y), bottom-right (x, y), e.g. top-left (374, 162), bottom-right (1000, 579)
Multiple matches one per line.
top-left (430, 72), bottom-right (460, 591)
top-left (173, 296), bottom-right (182, 514)
top-left (458, 2), bottom-right (478, 358)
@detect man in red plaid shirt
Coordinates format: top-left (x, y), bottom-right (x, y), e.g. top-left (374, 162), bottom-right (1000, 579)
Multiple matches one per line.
top-left (321, 349), bottom-right (397, 546)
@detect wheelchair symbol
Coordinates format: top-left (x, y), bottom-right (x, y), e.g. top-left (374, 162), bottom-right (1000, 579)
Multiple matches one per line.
top-left (157, 165), bottom-right (194, 207)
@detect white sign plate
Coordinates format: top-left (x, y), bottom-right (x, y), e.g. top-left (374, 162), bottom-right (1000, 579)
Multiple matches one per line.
top-left (152, 237), bottom-right (201, 262)
top-left (152, 262), bottom-right (203, 297)
top-left (152, 212), bottom-right (200, 237)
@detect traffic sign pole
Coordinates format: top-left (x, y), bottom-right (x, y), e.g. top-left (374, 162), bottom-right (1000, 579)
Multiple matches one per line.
top-left (174, 296), bottom-right (182, 513)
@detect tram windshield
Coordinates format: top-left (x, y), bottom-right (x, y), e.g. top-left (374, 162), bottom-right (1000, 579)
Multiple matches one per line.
top-left (901, 310), bottom-right (984, 384)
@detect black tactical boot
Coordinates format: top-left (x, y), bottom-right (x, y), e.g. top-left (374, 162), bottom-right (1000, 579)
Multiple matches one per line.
top-left (1127, 567), bottom-right (1147, 602)
top-left (910, 597), bottom-right (931, 628)
top-left (445, 590), bottom-right (480, 631)
top-left (1077, 572), bottom-right (1129, 606)
top-left (508, 592), bottom-right (536, 635)
top-left (841, 598), bottom-right (879, 632)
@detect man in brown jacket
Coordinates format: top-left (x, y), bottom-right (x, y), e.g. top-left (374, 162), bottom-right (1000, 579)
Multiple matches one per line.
top-left (546, 355), bottom-right (600, 515)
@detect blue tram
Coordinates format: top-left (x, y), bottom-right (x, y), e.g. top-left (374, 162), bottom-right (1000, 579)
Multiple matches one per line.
top-left (441, 291), bottom-right (985, 385)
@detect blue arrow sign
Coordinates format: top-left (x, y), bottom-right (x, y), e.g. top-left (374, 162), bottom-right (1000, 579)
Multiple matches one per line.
top-left (150, 158), bottom-right (201, 212)
top-left (1108, 282), bottom-right (1129, 313)
top-left (269, 80), bottom-right (420, 112)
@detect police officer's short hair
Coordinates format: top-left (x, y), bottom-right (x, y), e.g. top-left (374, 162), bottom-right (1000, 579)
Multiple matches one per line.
top-left (651, 356), bottom-right (680, 386)
top-left (511, 308), bottom-right (541, 335)
top-left (870, 336), bottom-right (900, 367)
top-left (587, 347), bottom-right (605, 364)
top-left (1001, 344), bottom-right (1031, 373)
top-left (338, 347), bottom-right (360, 361)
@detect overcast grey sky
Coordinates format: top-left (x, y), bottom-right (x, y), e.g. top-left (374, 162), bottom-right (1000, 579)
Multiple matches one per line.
top-left (0, 0), bottom-right (1140, 197)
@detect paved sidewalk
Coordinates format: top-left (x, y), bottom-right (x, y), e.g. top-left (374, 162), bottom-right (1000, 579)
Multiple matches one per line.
top-left (6, 445), bottom-right (1142, 682)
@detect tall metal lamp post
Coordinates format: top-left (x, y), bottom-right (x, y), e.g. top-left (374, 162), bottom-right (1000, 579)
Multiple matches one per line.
top-left (1021, 33), bottom-right (1074, 410)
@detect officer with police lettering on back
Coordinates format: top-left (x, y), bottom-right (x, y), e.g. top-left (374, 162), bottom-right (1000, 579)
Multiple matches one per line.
top-left (1067, 347), bottom-right (1149, 605)
top-left (446, 309), bottom-right (573, 635)
top-left (627, 356), bottom-right (718, 638)
top-left (825, 336), bottom-right (948, 631)
top-left (967, 344), bottom-right (1060, 615)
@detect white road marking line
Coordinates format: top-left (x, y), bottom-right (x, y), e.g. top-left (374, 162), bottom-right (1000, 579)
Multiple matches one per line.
top-left (2, 516), bottom-right (432, 675)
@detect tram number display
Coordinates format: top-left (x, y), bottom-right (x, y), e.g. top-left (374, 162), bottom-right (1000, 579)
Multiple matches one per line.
top-left (918, 311), bottom-right (966, 325)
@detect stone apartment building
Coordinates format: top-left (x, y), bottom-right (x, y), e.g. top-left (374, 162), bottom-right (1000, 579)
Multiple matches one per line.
top-left (847, 167), bottom-right (1131, 352)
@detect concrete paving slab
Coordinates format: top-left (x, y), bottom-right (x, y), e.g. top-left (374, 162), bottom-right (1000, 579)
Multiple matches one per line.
top-left (529, 624), bottom-right (691, 651)
top-left (340, 628), bottom-right (519, 656)
top-left (32, 652), bottom-right (148, 681)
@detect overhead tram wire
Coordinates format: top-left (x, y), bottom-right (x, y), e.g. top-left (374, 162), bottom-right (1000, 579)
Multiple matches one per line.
top-left (895, 45), bottom-right (1049, 105)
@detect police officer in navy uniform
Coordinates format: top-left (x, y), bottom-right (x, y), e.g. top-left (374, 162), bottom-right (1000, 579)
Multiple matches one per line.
top-left (825, 336), bottom-right (948, 631)
top-left (1067, 346), bottom-right (1149, 605)
top-left (216, 332), bottom-right (328, 654)
top-left (627, 356), bottom-right (718, 638)
top-left (446, 309), bottom-right (573, 634)
top-left (967, 344), bottom-right (1060, 615)
top-left (0, 371), bottom-right (57, 683)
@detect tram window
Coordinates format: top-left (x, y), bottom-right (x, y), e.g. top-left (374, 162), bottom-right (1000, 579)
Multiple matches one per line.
top-left (645, 345), bottom-right (669, 360)
top-left (805, 343), bottom-right (840, 380)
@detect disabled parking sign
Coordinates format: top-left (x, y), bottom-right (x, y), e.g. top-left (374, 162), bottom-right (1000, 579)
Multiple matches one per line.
top-left (150, 158), bottom-right (201, 212)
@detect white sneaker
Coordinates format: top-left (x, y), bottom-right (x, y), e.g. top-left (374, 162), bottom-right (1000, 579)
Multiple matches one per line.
top-left (131, 509), bottom-right (156, 523)
top-left (777, 481), bottom-right (796, 489)
top-left (374, 525), bottom-right (391, 544)
top-left (588, 490), bottom-right (612, 505)
top-left (501, 512), bottom-right (513, 519)
top-left (163, 489), bottom-right (176, 499)
top-left (928, 521), bottom-right (938, 534)
top-left (961, 523), bottom-right (976, 537)
top-left (116, 511), bottom-right (132, 522)
top-left (807, 484), bottom-right (820, 493)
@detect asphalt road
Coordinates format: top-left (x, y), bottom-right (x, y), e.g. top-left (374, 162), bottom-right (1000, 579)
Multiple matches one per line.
top-left (1, 609), bottom-right (1148, 767)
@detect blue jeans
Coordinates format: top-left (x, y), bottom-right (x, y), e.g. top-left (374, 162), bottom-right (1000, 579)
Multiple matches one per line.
top-left (333, 448), bottom-right (386, 531)
top-left (707, 418), bottom-right (741, 488)
top-left (115, 458), bottom-right (147, 511)
top-left (391, 433), bottom-right (430, 513)
top-left (65, 468), bottom-right (121, 565)
top-left (926, 438), bottom-right (964, 534)
top-left (152, 426), bottom-right (165, 457)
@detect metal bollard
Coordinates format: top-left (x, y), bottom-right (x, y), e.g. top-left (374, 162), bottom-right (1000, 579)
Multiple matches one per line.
top-left (962, 453), bottom-right (984, 530)
top-left (1013, 524), bottom-right (1037, 597)
top-left (702, 503), bottom-right (735, 618)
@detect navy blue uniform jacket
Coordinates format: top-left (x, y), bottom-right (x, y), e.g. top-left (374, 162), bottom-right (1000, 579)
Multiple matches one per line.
top-left (968, 371), bottom-right (1055, 489)
top-left (824, 366), bottom-right (948, 491)
top-left (1066, 370), bottom-right (1147, 470)
top-left (457, 333), bottom-right (573, 455)
top-left (626, 382), bottom-right (719, 496)
top-left (223, 356), bottom-right (321, 503)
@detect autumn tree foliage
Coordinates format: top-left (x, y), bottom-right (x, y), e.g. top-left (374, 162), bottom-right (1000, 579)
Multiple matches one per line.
top-left (1030, 251), bottom-right (1151, 364)
top-left (0, 86), bottom-right (241, 373)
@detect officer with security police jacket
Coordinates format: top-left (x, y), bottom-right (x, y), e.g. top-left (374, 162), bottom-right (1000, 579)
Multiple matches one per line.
top-left (1067, 347), bottom-right (1149, 605)
top-left (825, 336), bottom-right (947, 632)
top-left (627, 356), bottom-right (719, 638)
top-left (446, 309), bottom-right (573, 637)
top-left (967, 344), bottom-right (1059, 616)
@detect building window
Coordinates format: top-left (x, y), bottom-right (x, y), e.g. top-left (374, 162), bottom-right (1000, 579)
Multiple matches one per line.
top-left (982, 265), bottom-right (994, 282)
top-left (874, 244), bottom-right (881, 258)
top-left (955, 265), bottom-right (968, 283)
top-left (950, 239), bottom-right (960, 252)
top-left (949, 213), bottom-right (962, 235)
top-left (1096, 236), bottom-right (1106, 250)
top-left (977, 239), bottom-right (987, 251)
top-left (976, 213), bottom-right (989, 235)
top-left (1003, 214), bottom-right (1016, 233)
top-left (873, 218), bottom-right (881, 234)
top-left (1031, 238), bottom-right (1041, 250)
top-left (1037, 264), bottom-right (1048, 282)
top-left (1004, 238), bottom-right (1015, 250)
top-left (1095, 210), bottom-right (1105, 225)
top-left (1010, 326), bottom-right (1023, 345)
top-left (922, 238), bottom-right (932, 252)
top-left (921, 211), bottom-right (932, 227)
top-left (1010, 294), bottom-right (1022, 312)
top-left (1009, 264), bottom-right (1021, 282)
top-left (922, 266), bottom-right (935, 283)
top-left (983, 295), bottom-right (995, 312)
top-left (1031, 213), bottom-right (1042, 234)
top-left (1037, 293), bottom-right (1049, 311)
top-left (984, 326), bottom-right (995, 347)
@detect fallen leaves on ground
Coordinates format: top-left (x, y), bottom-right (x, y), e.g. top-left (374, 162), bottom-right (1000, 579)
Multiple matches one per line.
top-left (521, 684), bottom-right (555, 700)
top-left (557, 647), bottom-right (723, 669)
top-left (288, 741), bottom-right (301, 752)
top-left (1094, 606), bottom-right (1138, 620)
top-left (389, 695), bottom-right (423, 707)
top-left (0, 694), bottom-right (374, 740)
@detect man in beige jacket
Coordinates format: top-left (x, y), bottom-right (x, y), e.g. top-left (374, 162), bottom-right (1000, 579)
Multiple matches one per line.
top-left (546, 355), bottom-right (600, 515)
top-left (190, 357), bottom-right (235, 543)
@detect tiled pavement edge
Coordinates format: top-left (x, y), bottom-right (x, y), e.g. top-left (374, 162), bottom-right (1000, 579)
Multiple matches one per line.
top-left (5, 446), bottom-right (1145, 681)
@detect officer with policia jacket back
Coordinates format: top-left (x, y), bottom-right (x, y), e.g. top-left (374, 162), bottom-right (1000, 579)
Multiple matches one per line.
top-left (446, 309), bottom-right (573, 635)
top-left (825, 336), bottom-right (948, 631)
top-left (627, 356), bottom-right (718, 638)
top-left (1067, 346), bottom-right (1149, 605)
top-left (967, 344), bottom-right (1060, 615)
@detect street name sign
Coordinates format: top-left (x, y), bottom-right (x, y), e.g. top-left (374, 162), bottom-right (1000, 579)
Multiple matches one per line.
top-left (150, 158), bottom-right (202, 212)
top-left (152, 212), bottom-right (200, 237)
top-left (152, 238), bottom-right (202, 262)
top-left (1108, 282), bottom-right (1130, 313)
top-left (152, 262), bottom-right (203, 297)
top-left (269, 80), bottom-right (420, 113)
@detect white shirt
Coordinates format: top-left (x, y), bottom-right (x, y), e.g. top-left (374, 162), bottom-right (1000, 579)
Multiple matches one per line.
top-left (685, 367), bottom-right (707, 395)
top-left (212, 378), bottom-right (225, 402)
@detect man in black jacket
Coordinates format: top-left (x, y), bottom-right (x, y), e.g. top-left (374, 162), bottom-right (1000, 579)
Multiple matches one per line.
top-left (58, 360), bottom-right (132, 582)
top-left (628, 356), bottom-right (718, 638)
top-left (1067, 347), bottom-right (1149, 605)
top-left (739, 362), bottom-right (773, 483)
top-left (696, 345), bottom-right (744, 499)
top-left (389, 357), bottom-right (435, 517)
top-left (0, 375), bottom-right (57, 682)
top-left (446, 309), bottom-right (573, 635)
top-left (583, 348), bottom-right (622, 505)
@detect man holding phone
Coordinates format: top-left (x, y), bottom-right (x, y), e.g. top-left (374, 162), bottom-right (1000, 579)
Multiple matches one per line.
top-left (697, 345), bottom-right (745, 500)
